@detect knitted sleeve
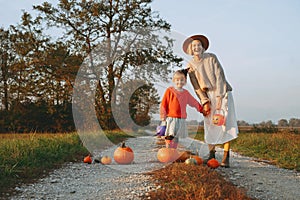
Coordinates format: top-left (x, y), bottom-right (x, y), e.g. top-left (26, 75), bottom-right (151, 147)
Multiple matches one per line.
top-left (160, 88), bottom-right (170, 120)
top-left (187, 64), bottom-right (210, 105)
top-left (186, 90), bottom-right (203, 113)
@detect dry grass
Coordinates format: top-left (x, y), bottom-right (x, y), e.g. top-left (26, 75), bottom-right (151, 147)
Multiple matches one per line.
top-left (144, 163), bottom-right (255, 200)
top-left (230, 132), bottom-right (300, 171)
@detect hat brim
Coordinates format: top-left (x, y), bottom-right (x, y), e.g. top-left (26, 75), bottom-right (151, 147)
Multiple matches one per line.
top-left (182, 35), bottom-right (209, 55)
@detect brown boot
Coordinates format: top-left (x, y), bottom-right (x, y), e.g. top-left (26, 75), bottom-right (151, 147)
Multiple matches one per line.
top-left (221, 151), bottom-right (230, 168)
top-left (203, 150), bottom-right (216, 164)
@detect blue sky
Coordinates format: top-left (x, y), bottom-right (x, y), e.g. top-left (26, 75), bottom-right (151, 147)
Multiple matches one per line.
top-left (1, 0), bottom-right (299, 124)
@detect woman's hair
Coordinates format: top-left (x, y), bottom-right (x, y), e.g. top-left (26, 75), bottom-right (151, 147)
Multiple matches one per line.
top-left (187, 43), bottom-right (194, 55)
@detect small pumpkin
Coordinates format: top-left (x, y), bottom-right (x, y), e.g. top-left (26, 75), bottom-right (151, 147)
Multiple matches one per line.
top-left (191, 155), bottom-right (203, 165)
top-left (83, 154), bottom-right (92, 164)
top-left (157, 148), bottom-right (179, 163)
top-left (185, 157), bottom-right (197, 165)
top-left (113, 142), bottom-right (134, 164)
top-left (101, 156), bottom-right (112, 165)
top-left (207, 158), bottom-right (220, 169)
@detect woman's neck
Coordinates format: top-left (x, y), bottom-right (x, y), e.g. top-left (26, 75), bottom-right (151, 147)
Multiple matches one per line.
top-left (193, 54), bottom-right (202, 61)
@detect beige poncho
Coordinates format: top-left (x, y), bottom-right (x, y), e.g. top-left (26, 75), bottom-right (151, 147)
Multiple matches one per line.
top-left (187, 52), bottom-right (238, 144)
top-left (187, 52), bottom-right (232, 105)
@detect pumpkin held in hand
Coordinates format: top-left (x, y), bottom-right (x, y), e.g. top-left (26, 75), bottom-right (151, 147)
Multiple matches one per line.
top-left (212, 110), bottom-right (226, 126)
top-left (101, 156), bottom-right (112, 165)
top-left (207, 158), bottom-right (220, 169)
top-left (157, 148), bottom-right (179, 163)
top-left (113, 142), bottom-right (134, 164)
top-left (83, 154), bottom-right (92, 164)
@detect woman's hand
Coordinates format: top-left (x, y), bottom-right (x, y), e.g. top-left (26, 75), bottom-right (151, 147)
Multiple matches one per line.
top-left (203, 102), bottom-right (211, 116)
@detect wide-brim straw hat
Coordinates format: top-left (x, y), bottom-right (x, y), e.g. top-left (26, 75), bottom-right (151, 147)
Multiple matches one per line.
top-left (182, 34), bottom-right (209, 55)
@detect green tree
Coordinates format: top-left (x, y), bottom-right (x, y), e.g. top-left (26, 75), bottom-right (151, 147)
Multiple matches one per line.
top-left (0, 12), bottom-right (83, 132)
top-left (278, 119), bottom-right (289, 127)
top-left (35, 0), bottom-right (182, 130)
top-left (237, 120), bottom-right (250, 126)
top-left (8, 13), bottom-right (51, 104)
top-left (129, 82), bottom-right (159, 129)
top-left (289, 118), bottom-right (300, 127)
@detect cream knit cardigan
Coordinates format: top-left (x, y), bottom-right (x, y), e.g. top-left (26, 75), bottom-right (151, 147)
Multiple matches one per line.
top-left (187, 52), bottom-right (232, 105)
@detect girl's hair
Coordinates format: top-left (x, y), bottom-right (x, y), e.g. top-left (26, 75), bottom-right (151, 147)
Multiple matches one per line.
top-left (173, 69), bottom-right (189, 80)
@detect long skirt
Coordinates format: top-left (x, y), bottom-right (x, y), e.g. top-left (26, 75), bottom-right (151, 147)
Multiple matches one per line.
top-left (204, 91), bottom-right (238, 144)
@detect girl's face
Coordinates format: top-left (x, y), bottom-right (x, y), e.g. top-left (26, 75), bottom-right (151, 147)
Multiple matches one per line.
top-left (173, 74), bottom-right (186, 89)
top-left (191, 40), bottom-right (204, 56)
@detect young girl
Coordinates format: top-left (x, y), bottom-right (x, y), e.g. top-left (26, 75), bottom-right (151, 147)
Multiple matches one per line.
top-left (160, 69), bottom-right (203, 148)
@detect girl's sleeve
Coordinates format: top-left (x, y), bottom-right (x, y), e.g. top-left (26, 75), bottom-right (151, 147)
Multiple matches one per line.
top-left (160, 89), bottom-right (169, 120)
top-left (187, 91), bottom-right (203, 113)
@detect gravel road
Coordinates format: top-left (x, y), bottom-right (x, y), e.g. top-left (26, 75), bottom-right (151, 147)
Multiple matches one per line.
top-left (6, 135), bottom-right (300, 200)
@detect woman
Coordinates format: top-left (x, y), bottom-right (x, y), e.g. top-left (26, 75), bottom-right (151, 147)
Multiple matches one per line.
top-left (182, 34), bottom-right (238, 167)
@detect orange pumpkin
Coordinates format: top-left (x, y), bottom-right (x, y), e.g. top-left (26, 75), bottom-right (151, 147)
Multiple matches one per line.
top-left (191, 155), bottom-right (203, 165)
top-left (101, 156), bottom-right (112, 165)
top-left (207, 158), bottom-right (220, 169)
top-left (212, 110), bottom-right (226, 126)
top-left (157, 148), bottom-right (179, 163)
top-left (83, 154), bottom-right (92, 164)
top-left (113, 142), bottom-right (134, 164)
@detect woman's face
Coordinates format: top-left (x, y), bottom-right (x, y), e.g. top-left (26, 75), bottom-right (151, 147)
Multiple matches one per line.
top-left (191, 40), bottom-right (204, 56)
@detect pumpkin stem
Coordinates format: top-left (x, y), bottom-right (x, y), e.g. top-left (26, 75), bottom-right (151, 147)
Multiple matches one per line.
top-left (121, 141), bottom-right (126, 148)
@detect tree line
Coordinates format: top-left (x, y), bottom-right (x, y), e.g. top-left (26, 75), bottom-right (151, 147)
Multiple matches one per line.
top-left (237, 118), bottom-right (300, 127)
top-left (184, 118), bottom-right (300, 128)
top-left (0, 0), bottom-right (181, 133)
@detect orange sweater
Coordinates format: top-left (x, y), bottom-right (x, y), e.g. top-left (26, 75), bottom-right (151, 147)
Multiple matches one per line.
top-left (160, 87), bottom-right (203, 120)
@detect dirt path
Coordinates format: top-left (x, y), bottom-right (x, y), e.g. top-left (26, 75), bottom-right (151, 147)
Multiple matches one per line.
top-left (217, 149), bottom-right (300, 200)
top-left (8, 135), bottom-right (300, 200)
